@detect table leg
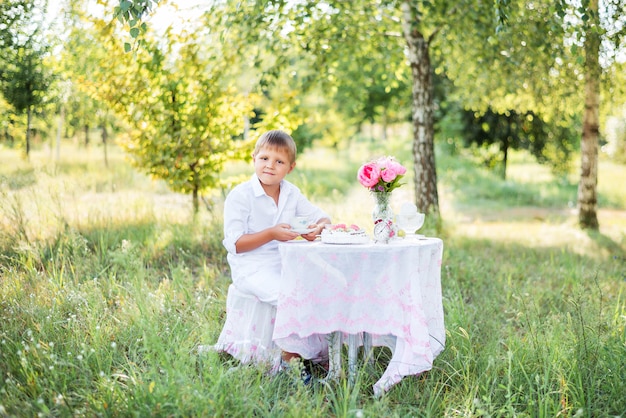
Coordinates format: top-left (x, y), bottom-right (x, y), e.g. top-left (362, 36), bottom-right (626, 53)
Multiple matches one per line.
top-left (347, 333), bottom-right (359, 386)
top-left (325, 331), bottom-right (342, 382)
top-left (363, 332), bottom-right (373, 365)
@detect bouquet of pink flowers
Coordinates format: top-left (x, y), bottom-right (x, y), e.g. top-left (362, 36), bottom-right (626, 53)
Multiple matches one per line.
top-left (357, 156), bottom-right (407, 193)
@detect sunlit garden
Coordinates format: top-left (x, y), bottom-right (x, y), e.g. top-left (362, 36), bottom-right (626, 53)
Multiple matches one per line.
top-left (1, 137), bottom-right (624, 416)
top-left (2, 0), bottom-right (626, 416)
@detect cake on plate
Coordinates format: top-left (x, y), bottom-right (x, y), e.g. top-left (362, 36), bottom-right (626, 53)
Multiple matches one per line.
top-left (321, 223), bottom-right (370, 244)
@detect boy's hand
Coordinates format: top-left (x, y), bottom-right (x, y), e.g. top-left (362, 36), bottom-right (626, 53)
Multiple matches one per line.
top-left (300, 223), bottom-right (323, 242)
top-left (274, 223), bottom-right (301, 241)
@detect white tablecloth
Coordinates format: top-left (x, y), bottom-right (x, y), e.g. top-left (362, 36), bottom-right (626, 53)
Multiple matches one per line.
top-left (273, 237), bottom-right (445, 395)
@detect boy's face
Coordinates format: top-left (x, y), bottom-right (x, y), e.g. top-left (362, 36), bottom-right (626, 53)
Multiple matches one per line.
top-left (253, 146), bottom-right (295, 187)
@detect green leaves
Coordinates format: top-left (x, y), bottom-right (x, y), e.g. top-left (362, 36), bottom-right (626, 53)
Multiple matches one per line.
top-left (119, 0), bottom-right (132, 12)
top-left (92, 14), bottom-right (256, 211)
top-left (114, 0), bottom-right (154, 21)
top-left (113, 0), bottom-right (159, 52)
top-left (0, 0), bottom-right (53, 155)
top-left (495, 0), bottom-right (511, 33)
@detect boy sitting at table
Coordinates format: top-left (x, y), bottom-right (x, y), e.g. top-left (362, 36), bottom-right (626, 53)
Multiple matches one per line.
top-left (213, 129), bottom-right (331, 383)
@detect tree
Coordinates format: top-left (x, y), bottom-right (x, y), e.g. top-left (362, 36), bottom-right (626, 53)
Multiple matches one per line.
top-left (460, 108), bottom-right (577, 179)
top-left (113, 0), bottom-right (448, 218)
top-left (399, 1), bottom-right (440, 218)
top-left (283, 0), bottom-right (443, 215)
top-left (576, 0), bottom-right (602, 229)
top-left (115, 0), bottom-right (624, 229)
top-left (84, 2), bottom-right (255, 212)
top-left (526, 0), bottom-right (625, 229)
top-left (128, 32), bottom-right (253, 213)
top-left (0, 0), bottom-right (53, 157)
top-left (444, 1), bottom-right (625, 230)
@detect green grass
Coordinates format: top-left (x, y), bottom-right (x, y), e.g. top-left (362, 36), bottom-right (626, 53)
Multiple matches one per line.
top-left (1, 140), bottom-right (625, 417)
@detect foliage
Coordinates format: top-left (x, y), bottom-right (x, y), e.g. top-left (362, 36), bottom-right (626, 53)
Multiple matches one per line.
top-left (6, 0), bottom-right (624, 228)
top-left (50, 0), bottom-right (105, 146)
top-left (460, 107), bottom-right (578, 178)
top-left (438, 1), bottom-right (574, 119)
top-left (120, 28), bottom-right (253, 211)
top-left (75, 1), bottom-right (259, 212)
top-left (0, 0), bottom-right (55, 156)
top-left (431, 1), bottom-right (584, 181)
top-left (0, 143), bottom-right (625, 416)
top-left (0, 95), bottom-right (19, 146)
top-left (480, 0), bottom-right (626, 229)
top-left (289, 1), bottom-right (411, 129)
top-left (111, 0), bottom-right (154, 52)
top-left (113, 0), bottom-right (444, 217)
top-left (101, 0), bottom-right (626, 228)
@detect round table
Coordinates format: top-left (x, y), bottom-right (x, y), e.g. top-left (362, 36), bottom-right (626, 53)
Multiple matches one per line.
top-left (273, 237), bottom-right (445, 395)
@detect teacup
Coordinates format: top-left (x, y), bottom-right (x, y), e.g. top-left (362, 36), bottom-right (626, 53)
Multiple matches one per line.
top-left (289, 216), bottom-right (310, 231)
top-left (396, 203), bottom-right (425, 235)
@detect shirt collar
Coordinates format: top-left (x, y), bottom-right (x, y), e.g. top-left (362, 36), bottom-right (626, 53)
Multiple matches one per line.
top-left (250, 174), bottom-right (265, 197)
top-left (251, 174), bottom-right (291, 200)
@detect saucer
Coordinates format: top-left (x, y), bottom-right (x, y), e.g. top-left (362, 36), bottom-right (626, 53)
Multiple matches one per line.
top-left (291, 228), bottom-right (315, 234)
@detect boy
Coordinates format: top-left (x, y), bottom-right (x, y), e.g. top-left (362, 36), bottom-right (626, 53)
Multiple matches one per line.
top-left (215, 130), bottom-right (330, 378)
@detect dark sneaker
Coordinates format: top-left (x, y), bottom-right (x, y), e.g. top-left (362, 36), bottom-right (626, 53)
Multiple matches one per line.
top-left (281, 359), bottom-right (314, 386)
top-left (301, 365), bottom-right (313, 386)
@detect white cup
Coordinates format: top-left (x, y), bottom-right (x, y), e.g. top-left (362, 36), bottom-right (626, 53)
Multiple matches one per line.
top-left (396, 202), bottom-right (425, 235)
top-left (289, 216), bottom-right (310, 230)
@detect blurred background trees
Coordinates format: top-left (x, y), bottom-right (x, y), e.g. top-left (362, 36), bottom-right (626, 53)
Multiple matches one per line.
top-left (0, 0), bottom-right (624, 227)
top-left (0, 0), bottom-right (54, 157)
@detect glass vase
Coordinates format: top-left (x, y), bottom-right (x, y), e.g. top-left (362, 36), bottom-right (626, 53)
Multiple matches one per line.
top-left (372, 192), bottom-right (396, 243)
top-left (372, 191), bottom-right (393, 222)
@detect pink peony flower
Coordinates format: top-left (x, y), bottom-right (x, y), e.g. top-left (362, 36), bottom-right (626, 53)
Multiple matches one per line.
top-left (388, 160), bottom-right (407, 176)
top-left (381, 166), bottom-right (399, 182)
top-left (357, 156), bottom-right (406, 193)
top-left (357, 162), bottom-right (381, 188)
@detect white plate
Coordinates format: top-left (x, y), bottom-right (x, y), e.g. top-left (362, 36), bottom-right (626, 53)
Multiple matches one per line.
top-left (322, 241), bottom-right (370, 245)
top-left (291, 228), bottom-right (315, 234)
top-left (321, 234), bottom-right (370, 245)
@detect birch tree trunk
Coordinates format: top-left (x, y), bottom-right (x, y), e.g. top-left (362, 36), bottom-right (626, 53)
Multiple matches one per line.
top-left (577, 0), bottom-right (600, 230)
top-left (400, 1), bottom-right (439, 218)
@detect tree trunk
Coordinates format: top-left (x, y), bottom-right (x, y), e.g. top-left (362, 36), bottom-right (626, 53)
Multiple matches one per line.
top-left (501, 135), bottom-right (509, 180)
top-left (401, 1), bottom-right (439, 218)
top-left (577, 0), bottom-right (600, 230)
top-left (102, 124), bottom-right (109, 168)
top-left (26, 106), bottom-right (32, 157)
top-left (382, 108), bottom-right (388, 141)
top-left (84, 124), bottom-right (90, 147)
top-left (56, 106), bottom-right (63, 161)
top-left (192, 186), bottom-right (199, 214)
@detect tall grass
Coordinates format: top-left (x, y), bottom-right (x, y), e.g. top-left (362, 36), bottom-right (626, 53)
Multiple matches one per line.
top-left (1, 141), bottom-right (624, 417)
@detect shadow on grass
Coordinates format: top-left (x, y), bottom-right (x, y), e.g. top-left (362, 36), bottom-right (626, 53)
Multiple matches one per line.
top-left (78, 219), bottom-right (229, 279)
top-left (0, 218), bottom-right (229, 286)
top-left (448, 238), bottom-right (623, 345)
top-left (414, 235), bottom-right (626, 414)
top-left (585, 229), bottom-right (626, 259)
top-left (0, 168), bottom-right (37, 190)
top-left (437, 148), bottom-right (625, 212)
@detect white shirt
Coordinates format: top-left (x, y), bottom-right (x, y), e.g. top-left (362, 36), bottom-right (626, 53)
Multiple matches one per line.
top-left (222, 174), bottom-right (330, 302)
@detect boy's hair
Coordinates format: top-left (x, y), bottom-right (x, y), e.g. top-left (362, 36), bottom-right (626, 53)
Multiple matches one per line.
top-left (253, 130), bottom-right (297, 163)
